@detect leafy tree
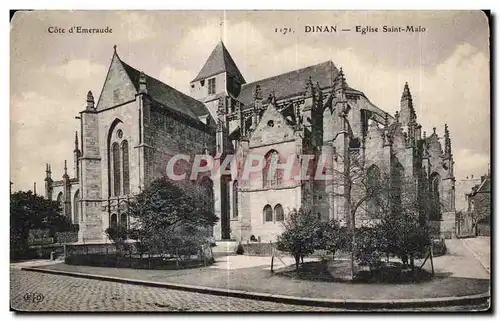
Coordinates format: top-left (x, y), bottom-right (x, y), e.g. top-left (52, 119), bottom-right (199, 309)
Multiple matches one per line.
top-left (320, 219), bottom-right (350, 261)
top-left (276, 207), bottom-right (323, 271)
top-left (354, 226), bottom-right (386, 269)
top-left (125, 178), bottom-right (218, 261)
top-left (379, 211), bottom-right (430, 270)
top-left (10, 191), bottom-right (71, 256)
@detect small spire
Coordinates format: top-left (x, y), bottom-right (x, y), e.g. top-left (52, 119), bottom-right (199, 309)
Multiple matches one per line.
top-left (64, 160), bottom-right (67, 174)
top-left (315, 82), bottom-right (323, 103)
top-left (253, 84), bottom-right (262, 100)
top-left (384, 113), bottom-right (389, 127)
top-left (33, 182), bottom-right (36, 196)
top-left (395, 111), bottom-right (400, 123)
top-left (423, 131), bottom-right (426, 140)
top-left (139, 71), bottom-right (147, 94)
top-left (305, 76), bottom-right (314, 98)
top-left (444, 124), bottom-right (452, 156)
top-left (339, 68), bottom-right (345, 83)
top-left (267, 91), bottom-right (276, 105)
top-left (401, 82), bottom-right (412, 101)
top-left (113, 44), bottom-right (117, 53)
top-left (86, 90), bottom-right (95, 109)
top-left (74, 131), bottom-right (79, 151)
top-left (433, 127), bottom-right (436, 135)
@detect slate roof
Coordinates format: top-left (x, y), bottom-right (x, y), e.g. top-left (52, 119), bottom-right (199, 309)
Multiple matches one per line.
top-left (191, 41), bottom-right (246, 84)
top-left (236, 61), bottom-right (362, 108)
top-left (120, 59), bottom-right (210, 120)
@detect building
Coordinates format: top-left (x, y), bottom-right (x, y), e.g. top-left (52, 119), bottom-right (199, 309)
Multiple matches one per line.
top-left (45, 42), bottom-right (456, 243)
top-left (464, 171), bottom-right (491, 236)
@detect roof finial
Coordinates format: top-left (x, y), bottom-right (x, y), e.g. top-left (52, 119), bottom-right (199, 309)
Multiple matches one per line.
top-left (433, 127), bottom-right (436, 135)
top-left (64, 160), bottom-right (67, 174)
top-left (113, 44), bottom-right (117, 53)
top-left (219, 16), bottom-right (224, 42)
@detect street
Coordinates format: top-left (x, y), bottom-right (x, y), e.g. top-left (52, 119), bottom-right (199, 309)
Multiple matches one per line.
top-left (10, 269), bottom-right (340, 312)
top-left (10, 269), bottom-right (488, 312)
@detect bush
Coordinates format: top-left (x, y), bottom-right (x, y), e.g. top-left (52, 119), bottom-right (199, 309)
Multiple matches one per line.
top-left (235, 243), bottom-right (244, 255)
top-left (277, 208), bottom-right (323, 271)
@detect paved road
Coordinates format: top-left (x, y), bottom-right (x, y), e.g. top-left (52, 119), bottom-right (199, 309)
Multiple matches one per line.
top-left (10, 269), bottom-right (488, 312)
top-left (10, 269), bottom-right (340, 312)
top-left (428, 239), bottom-right (490, 280)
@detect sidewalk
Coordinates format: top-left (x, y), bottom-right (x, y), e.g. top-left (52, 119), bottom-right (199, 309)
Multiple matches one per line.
top-left (460, 237), bottom-right (490, 274)
top-left (25, 254), bottom-right (489, 302)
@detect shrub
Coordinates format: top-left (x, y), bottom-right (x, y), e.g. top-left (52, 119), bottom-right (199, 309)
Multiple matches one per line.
top-left (277, 208), bottom-right (323, 271)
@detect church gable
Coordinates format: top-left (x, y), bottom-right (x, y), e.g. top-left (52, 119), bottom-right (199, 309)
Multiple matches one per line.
top-left (96, 52), bottom-right (138, 110)
top-left (249, 103), bottom-right (295, 148)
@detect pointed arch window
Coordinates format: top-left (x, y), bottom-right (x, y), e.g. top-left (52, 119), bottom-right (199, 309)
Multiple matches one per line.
top-left (264, 205), bottom-right (273, 223)
top-left (112, 142), bottom-right (121, 196)
top-left (110, 214), bottom-right (118, 229)
top-left (56, 192), bottom-right (64, 211)
top-left (233, 180), bottom-right (238, 218)
top-left (275, 204), bottom-right (284, 222)
top-left (73, 190), bottom-right (80, 223)
top-left (430, 172), bottom-right (441, 220)
top-left (366, 165), bottom-right (382, 217)
top-left (264, 150), bottom-right (281, 188)
top-left (122, 140), bottom-right (130, 195)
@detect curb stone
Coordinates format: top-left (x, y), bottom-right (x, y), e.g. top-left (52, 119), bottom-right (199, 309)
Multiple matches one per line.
top-left (20, 266), bottom-right (490, 309)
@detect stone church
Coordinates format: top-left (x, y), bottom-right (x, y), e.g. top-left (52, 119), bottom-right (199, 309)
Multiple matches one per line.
top-left (44, 41), bottom-right (456, 243)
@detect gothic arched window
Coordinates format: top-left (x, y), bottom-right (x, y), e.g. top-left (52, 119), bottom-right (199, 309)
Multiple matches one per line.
top-left (110, 214), bottom-right (117, 229)
top-left (367, 165), bottom-right (382, 217)
top-left (264, 205), bottom-right (273, 223)
top-left (274, 204), bottom-right (284, 222)
top-left (391, 161), bottom-right (404, 213)
top-left (430, 172), bottom-right (441, 220)
top-left (263, 150), bottom-right (280, 188)
top-left (232, 180), bottom-right (238, 218)
top-left (73, 190), bottom-right (80, 223)
top-left (112, 142), bottom-right (121, 196)
top-left (56, 192), bottom-right (63, 211)
top-left (122, 140), bottom-right (130, 195)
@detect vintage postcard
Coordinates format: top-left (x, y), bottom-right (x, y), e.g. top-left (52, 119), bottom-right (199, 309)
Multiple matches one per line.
top-left (10, 10), bottom-right (491, 312)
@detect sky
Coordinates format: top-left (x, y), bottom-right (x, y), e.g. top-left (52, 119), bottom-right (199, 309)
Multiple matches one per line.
top-left (10, 10), bottom-right (490, 207)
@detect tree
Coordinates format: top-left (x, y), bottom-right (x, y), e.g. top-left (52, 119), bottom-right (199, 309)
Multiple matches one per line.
top-left (276, 207), bottom-right (323, 271)
top-left (125, 178), bottom-right (218, 261)
top-left (320, 219), bottom-right (350, 261)
top-left (10, 191), bottom-right (71, 257)
top-left (379, 211), bottom-right (430, 270)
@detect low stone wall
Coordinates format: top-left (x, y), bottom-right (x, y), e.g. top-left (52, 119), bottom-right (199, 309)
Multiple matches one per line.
top-left (65, 243), bottom-right (118, 257)
top-left (242, 242), bottom-right (275, 256)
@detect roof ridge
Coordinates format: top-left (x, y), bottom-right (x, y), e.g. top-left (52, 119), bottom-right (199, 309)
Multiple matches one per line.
top-left (242, 60), bottom-right (334, 88)
top-left (118, 57), bottom-right (211, 121)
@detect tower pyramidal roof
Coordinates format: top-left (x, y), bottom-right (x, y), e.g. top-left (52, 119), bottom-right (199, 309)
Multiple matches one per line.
top-left (192, 41), bottom-right (246, 84)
